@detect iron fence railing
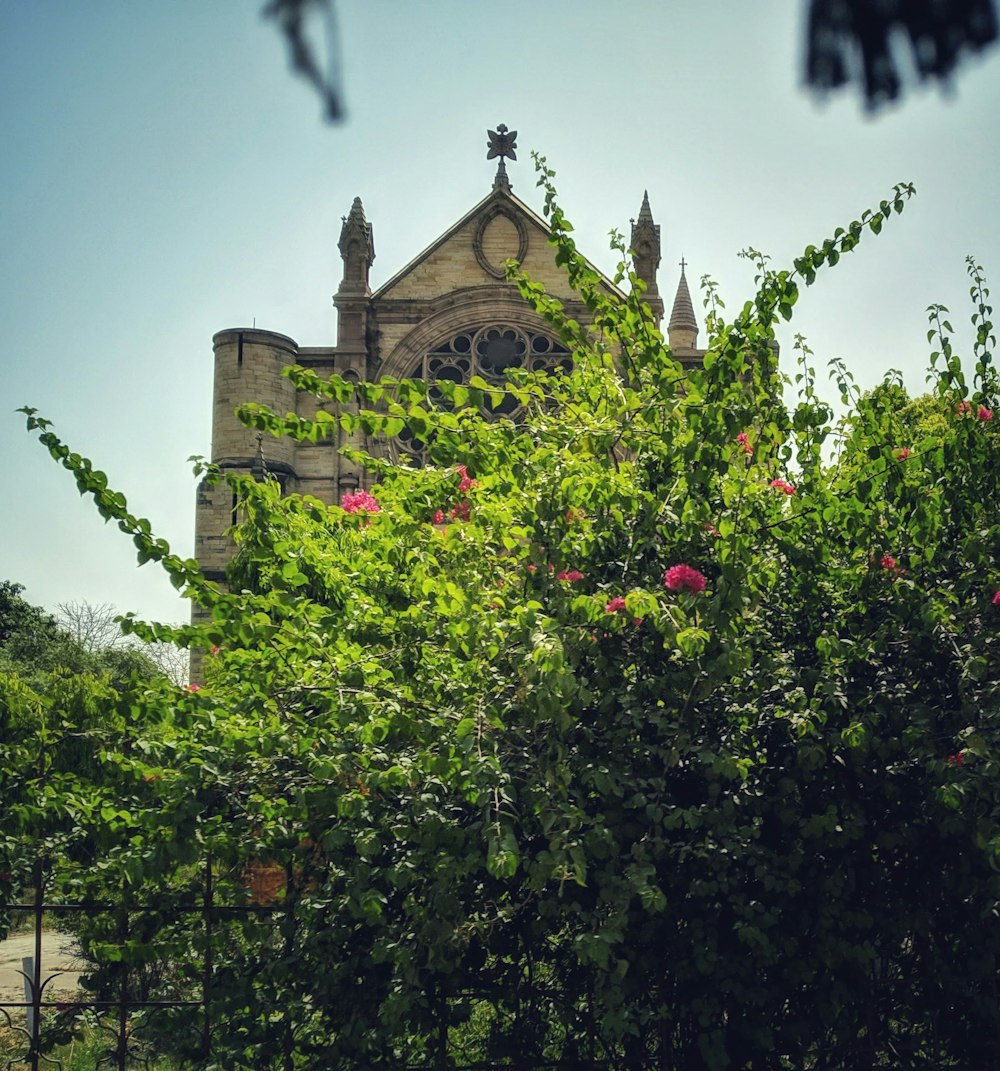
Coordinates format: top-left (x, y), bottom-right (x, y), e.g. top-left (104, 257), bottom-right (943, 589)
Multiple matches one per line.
top-left (1, 858), bottom-right (611, 1071)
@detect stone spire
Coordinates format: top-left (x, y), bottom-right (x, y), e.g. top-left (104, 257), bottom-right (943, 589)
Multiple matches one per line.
top-left (337, 196), bottom-right (375, 293)
top-left (630, 191), bottom-right (663, 324)
top-left (335, 196), bottom-right (374, 367)
top-left (667, 259), bottom-right (699, 352)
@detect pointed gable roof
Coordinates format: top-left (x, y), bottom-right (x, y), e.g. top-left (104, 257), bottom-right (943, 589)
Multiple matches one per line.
top-left (371, 186), bottom-right (623, 303)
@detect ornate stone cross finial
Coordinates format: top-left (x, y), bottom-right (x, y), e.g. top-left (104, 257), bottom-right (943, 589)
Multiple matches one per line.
top-left (487, 123), bottom-right (518, 161)
top-left (679, 256), bottom-right (688, 274)
top-left (487, 123), bottom-right (517, 192)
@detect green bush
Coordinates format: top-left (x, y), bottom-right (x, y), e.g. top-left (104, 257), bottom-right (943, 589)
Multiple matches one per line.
top-left (8, 163), bottom-right (1000, 1069)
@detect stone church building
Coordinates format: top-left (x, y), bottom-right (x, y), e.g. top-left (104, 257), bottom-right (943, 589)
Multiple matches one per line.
top-left (194, 127), bottom-right (702, 600)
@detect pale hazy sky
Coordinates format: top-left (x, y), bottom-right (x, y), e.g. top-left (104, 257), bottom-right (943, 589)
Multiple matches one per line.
top-left (2, 1), bottom-right (999, 627)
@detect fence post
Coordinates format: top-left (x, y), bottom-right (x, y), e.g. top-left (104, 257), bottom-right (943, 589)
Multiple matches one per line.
top-left (29, 857), bottom-right (43, 1071)
top-left (202, 854), bottom-right (213, 1059)
top-left (115, 878), bottom-right (129, 1070)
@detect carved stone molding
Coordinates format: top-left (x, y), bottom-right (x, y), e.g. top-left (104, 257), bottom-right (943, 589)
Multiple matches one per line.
top-left (473, 205), bottom-right (528, 278)
top-left (379, 288), bottom-right (556, 380)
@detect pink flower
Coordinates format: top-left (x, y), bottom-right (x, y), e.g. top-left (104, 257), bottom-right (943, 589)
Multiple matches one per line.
top-left (664, 564), bottom-right (707, 594)
top-left (977, 406), bottom-right (993, 421)
top-left (895, 448), bottom-right (911, 460)
top-left (187, 683), bottom-right (201, 692)
top-left (341, 489), bottom-right (380, 514)
top-left (992, 590), bottom-right (1000, 606)
top-left (956, 400), bottom-right (972, 415)
top-left (210, 645), bottom-right (220, 655)
top-left (771, 478), bottom-right (795, 496)
top-left (880, 554), bottom-right (896, 571)
top-left (704, 523), bottom-right (721, 538)
top-left (557, 570), bottom-right (584, 582)
top-left (456, 465), bottom-right (478, 492)
top-left (947, 752), bottom-right (965, 767)
top-left (565, 507), bottom-right (585, 522)
top-left (735, 432), bottom-right (753, 455)
top-left (449, 500), bottom-right (471, 522)
top-left (527, 564), bottom-right (537, 573)
top-left (605, 596), bottom-right (627, 612)
top-left (432, 509), bottom-right (445, 524)
top-left (633, 617), bottom-right (644, 627)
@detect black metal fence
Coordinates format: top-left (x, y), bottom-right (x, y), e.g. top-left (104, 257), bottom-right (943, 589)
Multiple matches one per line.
top-left (2, 858), bottom-right (216, 1070)
top-left (1, 859), bottom-right (610, 1071)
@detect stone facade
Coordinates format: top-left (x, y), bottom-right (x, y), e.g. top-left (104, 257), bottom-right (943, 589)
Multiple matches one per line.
top-left (192, 135), bottom-right (703, 674)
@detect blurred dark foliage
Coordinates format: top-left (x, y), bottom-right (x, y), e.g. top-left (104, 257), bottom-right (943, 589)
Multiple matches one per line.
top-left (262, 0), bottom-right (999, 122)
top-left (807, 0), bottom-right (999, 108)
top-left (262, 0), bottom-right (344, 121)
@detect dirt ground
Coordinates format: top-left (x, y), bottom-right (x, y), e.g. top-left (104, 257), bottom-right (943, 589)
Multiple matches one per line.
top-left (0, 931), bottom-right (83, 1014)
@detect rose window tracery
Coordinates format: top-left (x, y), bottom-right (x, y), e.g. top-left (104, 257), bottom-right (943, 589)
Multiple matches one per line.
top-left (397, 324), bottom-right (571, 460)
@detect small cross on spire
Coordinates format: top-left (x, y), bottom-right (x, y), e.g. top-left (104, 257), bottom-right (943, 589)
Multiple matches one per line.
top-left (679, 256), bottom-right (687, 274)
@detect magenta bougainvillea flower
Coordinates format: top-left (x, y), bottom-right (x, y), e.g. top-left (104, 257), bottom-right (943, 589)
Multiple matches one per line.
top-left (735, 431), bottom-right (754, 455)
top-left (978, 406), bottom-right (993, 421)
top-left (880, 554), bottom-right (897, 570)
top-left (992, 590), bottom-right (1000, 606)
top-left (341, 489), bottom-right (380, 514)
top-left (956, 400), bottom-right (973, 415)
top-left (187, 683), bottom-right (201, 692)
top-left (455, 464), bottom-right (478, 492)
top-left (605, 596), bottom-right (627, 612)
top-left (895, 447), bottom-right (911, 459)
top-left (557, 570), bottom-right (584, 582)
top-left (664, 564), bottom-right (707, 594)
top-left (771, 478), bottom-right (796, 496)
top-left (947, 752), bottom-right (965, 767)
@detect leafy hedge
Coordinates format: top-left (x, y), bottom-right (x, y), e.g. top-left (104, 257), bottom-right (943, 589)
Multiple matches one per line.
top-left (5, 163), bottom-right (1000, 1070)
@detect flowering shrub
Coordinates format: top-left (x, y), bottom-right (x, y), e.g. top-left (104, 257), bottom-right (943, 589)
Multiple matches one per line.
top-left (12, 171), bottom-right (1000, 1071)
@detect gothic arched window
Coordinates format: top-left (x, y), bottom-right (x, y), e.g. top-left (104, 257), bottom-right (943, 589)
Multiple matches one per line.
top-left (397, 323), bottom-right (571, 460)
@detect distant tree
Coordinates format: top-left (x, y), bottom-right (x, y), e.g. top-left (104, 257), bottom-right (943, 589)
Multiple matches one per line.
top-left (56, 599), bottom-right (188, 685)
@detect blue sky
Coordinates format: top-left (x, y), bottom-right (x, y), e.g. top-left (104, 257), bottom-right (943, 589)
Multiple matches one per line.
top-left (2, 1), bottom-right (999, 627)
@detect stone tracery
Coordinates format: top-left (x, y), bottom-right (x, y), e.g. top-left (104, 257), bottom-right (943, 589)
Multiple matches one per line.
top-left (396, 323), bottom-right (572, 459)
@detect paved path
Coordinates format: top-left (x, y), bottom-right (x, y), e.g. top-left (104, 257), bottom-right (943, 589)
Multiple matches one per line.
top-left (0, 931), bottom-right (83, 1012)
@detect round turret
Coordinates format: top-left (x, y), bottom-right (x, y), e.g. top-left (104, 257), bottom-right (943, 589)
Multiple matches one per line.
top-left (211, 328), bottom-right (300, 476)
